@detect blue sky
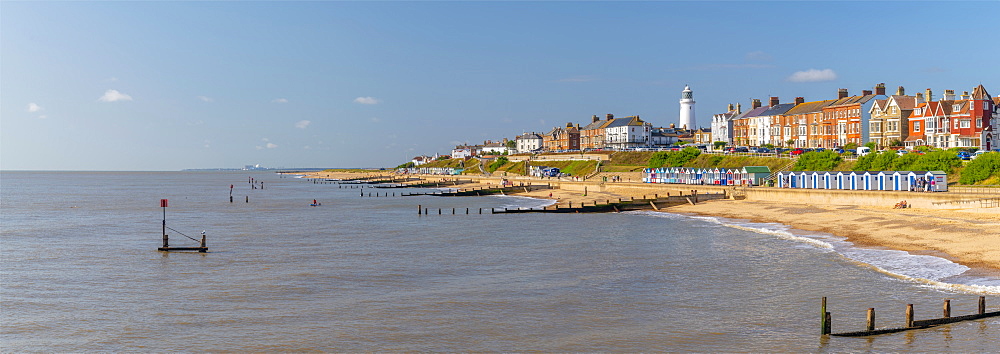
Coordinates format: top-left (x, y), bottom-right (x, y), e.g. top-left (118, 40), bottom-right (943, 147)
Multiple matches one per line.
top-left (3, 1), bottom-right (998, 170)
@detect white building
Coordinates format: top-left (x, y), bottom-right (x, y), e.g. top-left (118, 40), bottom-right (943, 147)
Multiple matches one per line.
top-left (679, 85), bottom-right (696, 129)
top-left (479, 140), bottom-right (509, 155)
top-left (515, 132), bottom-right (543, 153)
top-left (605, 116), bottom-right (652, 149)
top-left (711, 103), bottom-right (740, 146)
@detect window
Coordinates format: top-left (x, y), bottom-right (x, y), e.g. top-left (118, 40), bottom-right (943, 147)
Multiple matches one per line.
top-left (914, 121), bottom-right (921, 132)
top-left (960, 120), bottom-right (970, 128)
top-left (978, 119), bottom-right (983, 128)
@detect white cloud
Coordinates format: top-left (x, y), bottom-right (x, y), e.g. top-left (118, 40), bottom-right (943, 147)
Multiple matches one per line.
top-left (787, 69), bottom-right (838, 83)
top-left (295, 120), bottom-right (311, 129)
top-left (272, 98), bottom-right (288, 103)
top-left (266, 143), bottom-right (278, 149)
top-left (27, 103), bottom-right (43, 112)
top-left (98, 89), bottom-right (133, 102)
top-left (353, 96), bottom-right (380, 105)
top-left (197, 96), bottom-right (214, 102)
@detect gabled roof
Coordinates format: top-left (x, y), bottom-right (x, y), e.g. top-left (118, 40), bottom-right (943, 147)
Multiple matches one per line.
top-left (581, 119), bottom-right (606, 131)
top-left (760, 103), bottom-right (796, 116)
top-left (734, 106), bottom-right (770, 119)
top-left (888, 95), bottom-right (916, 110)
top-left (782, 99), bottom-right (837, 115)
top-left (517, 132), bottom-right (542, 140)
top-left (605, 116), bottom-right (646, 128)
top-left (971, 84), bottom-right (992, 100)
top-left (828, 94), bottom-right (880, 108)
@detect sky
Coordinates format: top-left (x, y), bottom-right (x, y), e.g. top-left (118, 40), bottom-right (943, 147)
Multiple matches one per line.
top-left (2, 1), bottom-right (998, 171)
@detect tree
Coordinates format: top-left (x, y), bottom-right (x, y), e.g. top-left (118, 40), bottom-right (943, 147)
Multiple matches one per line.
top-left (396, 161), bottom-right (415, 169)
top-left (844, 142), bottom-right (858, 152)
top-left (762, 143), bottom-right (775, 150)
top-left (786, 139), bottom-right (796, 147)
top-left (713, 141), bottom-right (727, 150)
top-left (506, 139), bottom-right (517, 151)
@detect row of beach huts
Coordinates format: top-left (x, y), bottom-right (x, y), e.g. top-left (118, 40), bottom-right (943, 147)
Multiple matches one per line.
top-left (640, 166), bottom-right (947, 192)
top-left (642, 167), bottom-right (772, 186)
top-left (774, 170), bottom-right (948, 192)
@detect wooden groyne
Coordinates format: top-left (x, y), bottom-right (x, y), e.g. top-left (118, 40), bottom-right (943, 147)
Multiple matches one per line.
top-left (822, 296), bottom-right (1000, 337)
top-left (414, 190), bottom-right (726, 215)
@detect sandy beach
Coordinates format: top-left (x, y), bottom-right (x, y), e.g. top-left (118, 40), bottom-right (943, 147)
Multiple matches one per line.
top-left (302, 171), bottom-right (1000, 272)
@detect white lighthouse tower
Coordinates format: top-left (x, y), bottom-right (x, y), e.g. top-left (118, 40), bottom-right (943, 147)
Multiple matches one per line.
top-left (679, 85), bottom-right (696, 129)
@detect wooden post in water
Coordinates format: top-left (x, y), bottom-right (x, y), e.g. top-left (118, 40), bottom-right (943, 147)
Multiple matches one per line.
top-left (418, 205), bottom-right (422, 215)
top-left (438, 208), bottom-right (442, 215)
top-left (980, 296), bottom-right (986, 315)
top-left (452, 208), bottom-right (455, 214)
top-left (866, 308), bottom-right (875, 331)
top-left (943, 299), bottom-right (951, 318)
top-left (905, 304), bottom-right (914, 327)
top-left (821, 297), bottom-right (829, 335)
top-left (200, 234), bottom-right (207, 253)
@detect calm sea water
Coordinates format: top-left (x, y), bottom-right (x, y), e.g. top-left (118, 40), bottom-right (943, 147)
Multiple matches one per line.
top-left (1, 171), bottom-right (997, 351)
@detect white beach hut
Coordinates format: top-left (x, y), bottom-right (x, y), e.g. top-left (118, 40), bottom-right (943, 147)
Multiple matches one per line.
top-left (928, 171), bottom-right (948, 192)
top-left (835, 171), bottom-right (846, 190)
top-left (862, 171), bottom-right (875, 190)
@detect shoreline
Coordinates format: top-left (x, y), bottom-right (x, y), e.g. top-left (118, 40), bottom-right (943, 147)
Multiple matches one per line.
top-left (302, 171), bottom-right (1000, 274)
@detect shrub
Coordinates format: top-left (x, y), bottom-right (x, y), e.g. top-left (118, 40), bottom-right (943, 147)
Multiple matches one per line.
top-left (959, 152), bottom-right (1000, 184)
top-left (854, 151), bottom-right (897, 171)
top-left (396, 161), bottom-right (416, 169)
top-left (713, 141), bottom-right (727, 150)
top-left (793, 151), bottom-right (841, 171)
top-left (648, 147), bottom-right (702, 168)
top-left (487, 156), bottom-right (509, 172)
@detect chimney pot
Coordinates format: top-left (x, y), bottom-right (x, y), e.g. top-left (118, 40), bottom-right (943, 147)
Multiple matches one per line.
top-left (727, 103), bottom-right (734, 111)
top-left (863, 90), bottom-right (873, 96)
top-left (795, 97), bottom-right (805, 104)
top-left (606, 113), bottom-right (614, 120)
top-left (769, 97), bottom-right (780, 107)
top-left (838, 89), bottom-right (849, 99)
top-left (896, 86), bottom-right (906, 96)
top-left (751, 99), bottom-right (762, 109)
top-left (875, 83), bottom-right (886, 96)
top-left (925, 88), bottom-right (933, 102)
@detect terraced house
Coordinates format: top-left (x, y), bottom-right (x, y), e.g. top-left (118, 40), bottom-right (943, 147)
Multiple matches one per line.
top-left (905, 85), bottom-right (997, 150)
top-left (868, 86), bottom-right (915, 149)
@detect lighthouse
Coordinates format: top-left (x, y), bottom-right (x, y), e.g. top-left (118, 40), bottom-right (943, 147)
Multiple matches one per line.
top-left (679, 85), bottom-right (696, 129)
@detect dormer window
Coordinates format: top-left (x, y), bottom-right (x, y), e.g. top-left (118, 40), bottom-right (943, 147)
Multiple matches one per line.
top-left (954, 104), bottom-right (961, 111)
top-left (914, 108), bottom-right (922, 115)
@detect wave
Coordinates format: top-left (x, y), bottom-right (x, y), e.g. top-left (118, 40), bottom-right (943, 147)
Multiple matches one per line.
top-left (636, 210), bottom-right (1000, 295)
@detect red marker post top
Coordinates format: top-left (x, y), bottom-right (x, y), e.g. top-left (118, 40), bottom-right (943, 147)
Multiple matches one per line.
top-left (160, 199), bottom-right (168, 208)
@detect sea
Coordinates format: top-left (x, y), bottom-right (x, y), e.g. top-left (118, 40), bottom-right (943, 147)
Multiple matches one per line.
top-left (1, 171), bottom-right (997, 352)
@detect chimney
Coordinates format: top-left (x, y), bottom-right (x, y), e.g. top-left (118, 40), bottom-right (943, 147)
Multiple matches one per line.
top-left (960, 91), bottom-right (970, 100)
top-left (727, 103), bottom-right (734, 111)
top-left (916, 93), bottom-right (924, 104)
top-left (592, 115), bottom-right (599, 123)
top-left (896, 86), bottom-right (905, 96)
top-left (795, 97), bottom-right (805, 104)
top-left (606, 113), bottom-right (614, 121)
top-left (566, 122), bottom-right (573, 128)
top-left (944, 89), bottom-right (955, 101)
top-left (769, 97), bottom-right (780, 107)
top-left (863, 90), bottom-right (873, 96)
top-left (925, 88), bottom-right (933, 102)
top-left (736, 103), bottom-right (742, 113)
top-left (751, 99), bottom-right (762, 109)
top-left (875, 83), bottom-right (886, 96)
top-left (838, 89), bottom-right (849, 99)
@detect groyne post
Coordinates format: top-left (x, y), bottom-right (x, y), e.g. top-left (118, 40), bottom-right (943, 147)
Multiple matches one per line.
top-left (943, 299), bottom-right (951, 318)
top-left (866, 308), bottom-right (875, 331)
top-left (418, 205), bottom-right (422, 215)
top-left (980, 296), bottom-right (986, 315)
top-left (905, 304), bottom-right (914, 328)
top-left (821, 297), bottom-right (830, 335)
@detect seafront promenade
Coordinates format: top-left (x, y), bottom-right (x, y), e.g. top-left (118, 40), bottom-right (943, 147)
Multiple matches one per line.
top-left (305, 170), bottom-right (1000, 272)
